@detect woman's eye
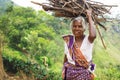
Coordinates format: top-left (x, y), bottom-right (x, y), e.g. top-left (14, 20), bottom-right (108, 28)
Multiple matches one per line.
top-left (79, 25), bottom-right (82, 28)
top-left (73, 25), bottom-right (82, 29)
top-left (73, 26), bottom-right (76, 28)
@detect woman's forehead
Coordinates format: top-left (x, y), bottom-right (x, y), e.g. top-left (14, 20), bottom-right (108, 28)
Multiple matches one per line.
top-left (73, 20), bottom-right (82, 24)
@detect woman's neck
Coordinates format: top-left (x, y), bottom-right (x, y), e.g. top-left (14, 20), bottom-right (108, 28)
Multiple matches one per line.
top-left (75, 35), bottom-right (85, 42)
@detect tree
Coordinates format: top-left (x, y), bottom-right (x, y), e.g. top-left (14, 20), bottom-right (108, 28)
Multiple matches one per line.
top-left (0, 32), bottom-right (8, 80)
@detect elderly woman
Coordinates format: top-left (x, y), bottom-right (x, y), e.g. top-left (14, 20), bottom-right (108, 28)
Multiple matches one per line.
top-left (62, 9), bottom-right (96, 80)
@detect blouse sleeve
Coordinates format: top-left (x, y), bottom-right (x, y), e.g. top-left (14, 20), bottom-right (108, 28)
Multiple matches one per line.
top-left (86, 35), bottom-right (93, 46)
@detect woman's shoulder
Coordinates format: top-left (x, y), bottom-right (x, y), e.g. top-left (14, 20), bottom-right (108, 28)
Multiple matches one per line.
top-left (62, 34), bottom-right (73, 38)
top-left (82, 35), bottom-right (93, 47)
top-left (62, 34), bottom-right (73, 42)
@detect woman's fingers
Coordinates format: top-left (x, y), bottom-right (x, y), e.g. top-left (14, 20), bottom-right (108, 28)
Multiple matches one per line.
top-left (86, 8), bottom-right (92, 17)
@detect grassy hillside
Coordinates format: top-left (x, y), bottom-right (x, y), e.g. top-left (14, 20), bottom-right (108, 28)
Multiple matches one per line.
top-left (92, 26), bottom-right (120, 80)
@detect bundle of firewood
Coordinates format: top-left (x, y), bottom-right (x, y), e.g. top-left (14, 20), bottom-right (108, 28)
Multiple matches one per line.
top-left (31, 0), bottom-right (117, 30)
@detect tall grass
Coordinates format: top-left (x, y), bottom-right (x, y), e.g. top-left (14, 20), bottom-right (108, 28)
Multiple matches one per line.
top-left (93, 37), bottom-right (120, 80)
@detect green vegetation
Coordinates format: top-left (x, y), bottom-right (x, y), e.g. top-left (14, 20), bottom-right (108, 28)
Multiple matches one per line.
top-left (0, 1), bottom-right (120, 80)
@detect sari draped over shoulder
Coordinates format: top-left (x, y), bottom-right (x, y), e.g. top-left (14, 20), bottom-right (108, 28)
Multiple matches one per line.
top-left (62, 35), bottom-right (95, 80)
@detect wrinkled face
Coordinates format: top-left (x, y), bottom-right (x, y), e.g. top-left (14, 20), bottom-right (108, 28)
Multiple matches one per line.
top-left (72, 20), bottom-right (85, 37)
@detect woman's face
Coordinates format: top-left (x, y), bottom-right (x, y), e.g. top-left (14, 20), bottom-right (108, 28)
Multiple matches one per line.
top-left (72, 20), bottom-right (85, 37)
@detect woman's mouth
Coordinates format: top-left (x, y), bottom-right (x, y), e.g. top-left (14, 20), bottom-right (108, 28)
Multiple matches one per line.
top-left (75, 31), bottom-right (81, 34)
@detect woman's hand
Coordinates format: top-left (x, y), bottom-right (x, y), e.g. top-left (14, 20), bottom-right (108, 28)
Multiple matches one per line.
top-left (86, 8), bottom-right (92, 17)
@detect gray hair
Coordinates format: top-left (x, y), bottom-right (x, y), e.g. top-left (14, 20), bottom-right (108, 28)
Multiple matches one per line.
top-left (70, 16), bottom-right (87, 30)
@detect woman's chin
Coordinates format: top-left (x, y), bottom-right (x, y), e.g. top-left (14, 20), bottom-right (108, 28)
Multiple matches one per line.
top-left (74, 34), bottom-right (82, 37)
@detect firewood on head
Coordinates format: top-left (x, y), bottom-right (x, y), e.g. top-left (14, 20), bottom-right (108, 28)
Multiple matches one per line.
top-left (31, 0), bottom-right (117, 29)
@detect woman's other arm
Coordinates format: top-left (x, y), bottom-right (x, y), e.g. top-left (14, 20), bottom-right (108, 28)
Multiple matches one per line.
top-left (86, 9), bottom-right (96, 43)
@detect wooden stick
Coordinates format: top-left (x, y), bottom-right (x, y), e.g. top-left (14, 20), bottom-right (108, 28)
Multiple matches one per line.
top-left (96, 21), bottom-right (107, 31)
top-left (96, 25), bottom-right (106, 49)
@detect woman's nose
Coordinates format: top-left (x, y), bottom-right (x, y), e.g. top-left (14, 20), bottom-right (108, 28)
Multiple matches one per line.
top-left (77, 26), bottom-right (80, 29)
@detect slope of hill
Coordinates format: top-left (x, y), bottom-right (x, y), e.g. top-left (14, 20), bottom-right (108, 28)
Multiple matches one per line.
top-left (93, 23), bottom-right (120, 80)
